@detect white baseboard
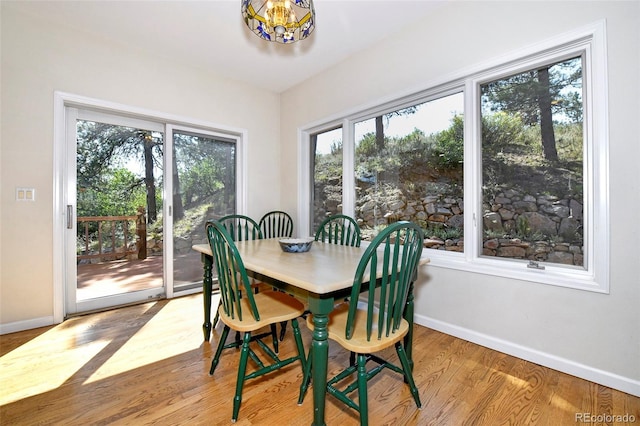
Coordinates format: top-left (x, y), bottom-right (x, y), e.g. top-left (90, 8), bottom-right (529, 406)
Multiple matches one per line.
top-left (416, 314), bottom-right (640, 398)
top-left (0, 316), bottom-right (55, 336)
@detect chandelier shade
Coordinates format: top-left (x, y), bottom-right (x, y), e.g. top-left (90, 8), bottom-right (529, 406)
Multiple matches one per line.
top-left (242, 0), bottom-right (315, 44)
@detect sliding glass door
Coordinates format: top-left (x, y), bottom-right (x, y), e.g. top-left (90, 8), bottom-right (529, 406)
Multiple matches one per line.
top-left (64, 108), bottom-right (240, 315)
top-left (67, 109), bottom-right (166, 314)
top-left (168, 126), bottom-right (236, 293)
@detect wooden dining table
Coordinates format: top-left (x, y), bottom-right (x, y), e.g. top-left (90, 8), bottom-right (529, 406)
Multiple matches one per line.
top-left (192, 238), bottom-right (429, 426)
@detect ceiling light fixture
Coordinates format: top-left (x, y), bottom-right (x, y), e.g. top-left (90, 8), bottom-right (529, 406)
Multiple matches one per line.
top-left (242, 0), bottom-right (315, 44)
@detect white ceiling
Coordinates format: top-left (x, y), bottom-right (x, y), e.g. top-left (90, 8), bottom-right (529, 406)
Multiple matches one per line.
top-left (5, 0), bottom-right (448, 93)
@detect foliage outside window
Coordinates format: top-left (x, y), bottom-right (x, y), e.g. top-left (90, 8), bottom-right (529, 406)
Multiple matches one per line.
top-left (76, 121), bottom-right (163, 222)
top-left (76, 121), bottom-right (164, 256)
top-left (172, 130), bottom-right (236, 288)
top-left (172, 132), bottom-right (236, 222)
top-left (311, 128), bottom-right (343, 232)
top-left (353, 94), bottom-right (464, 244)
top-left (76, 122), bottom-right (237, 259)
top-left (480, 56), bottom-right (584, 267)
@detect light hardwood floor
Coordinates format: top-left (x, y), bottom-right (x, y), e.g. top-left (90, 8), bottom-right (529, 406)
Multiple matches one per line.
top-left (1, 294), bottom-right (638, 425)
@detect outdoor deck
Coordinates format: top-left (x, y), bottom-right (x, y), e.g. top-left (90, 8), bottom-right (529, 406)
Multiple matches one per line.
top-left (76, 254), bottom-right (203, 301)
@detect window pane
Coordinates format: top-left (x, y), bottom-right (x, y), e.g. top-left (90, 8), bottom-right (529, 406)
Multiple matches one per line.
top-left (480, 56), bottom-right (584, 267)
top-left (76, 120), bottom-right (164, 301)
top-left (311, 128), bottom-right (343, 232)
top-left (173, 131), bottom-right (236, 291)
top-left (354, 93), bottom-right (464, 246)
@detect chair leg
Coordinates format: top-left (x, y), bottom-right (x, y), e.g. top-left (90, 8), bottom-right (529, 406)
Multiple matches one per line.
top-left (279, 320), bottom-right (288, 341)
top-left (270, 324), bottom-right (279, 354)
top-left (290, 319), bottom-right (306, 371)
top-left (232, 331), bottom-right (251, 422)
top-left (298, 348), bottom-right (312, 405)
top-left (356, 354), bottom-right (369, 426)
top-left (213, 309), bottom-right (220, 329)
top-left (395, 342), bottom-right (421, 408)
top-left (210, 325), bottom-right (230, 376)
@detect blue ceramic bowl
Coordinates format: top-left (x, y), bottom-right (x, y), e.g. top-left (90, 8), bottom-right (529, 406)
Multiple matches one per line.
top-left (279, 237), bottom-right (314, 253)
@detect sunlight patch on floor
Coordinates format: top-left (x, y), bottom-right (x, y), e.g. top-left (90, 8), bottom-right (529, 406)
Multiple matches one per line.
top-left (0, 295), bottom-right (216, 404)
top-left (83, 295), bottom-right (208, 384)
top-left (0, 325), bottom-right (110, 405)
top-left (550, 393), bottom-right (579, 411)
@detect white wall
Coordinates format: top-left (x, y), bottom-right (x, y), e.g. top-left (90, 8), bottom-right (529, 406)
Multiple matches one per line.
top-left (0, 7), bottom-right (281, 326)
top-left (281, 1), bottom-right (640, 395)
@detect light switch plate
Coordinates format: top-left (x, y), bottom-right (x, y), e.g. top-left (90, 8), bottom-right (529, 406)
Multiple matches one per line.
top-left (16, 188), bottom-right (35, 201)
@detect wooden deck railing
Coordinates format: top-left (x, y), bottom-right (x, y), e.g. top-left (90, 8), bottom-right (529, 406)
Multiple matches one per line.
top-left (77, 210), bottom-right (147, 262)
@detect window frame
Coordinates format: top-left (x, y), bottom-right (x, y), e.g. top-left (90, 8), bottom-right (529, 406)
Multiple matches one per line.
top-left (299, 21), bottom-right (609, 293)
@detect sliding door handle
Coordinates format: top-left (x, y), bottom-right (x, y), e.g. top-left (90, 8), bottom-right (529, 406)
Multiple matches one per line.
top-left (67, 205), bottom-right (73, 229)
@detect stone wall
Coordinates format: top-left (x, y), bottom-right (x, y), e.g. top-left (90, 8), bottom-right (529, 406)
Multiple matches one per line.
top-left (348, 183), bottom-right (584, 266)
top-left (480, 189), bottom-right (583, 266)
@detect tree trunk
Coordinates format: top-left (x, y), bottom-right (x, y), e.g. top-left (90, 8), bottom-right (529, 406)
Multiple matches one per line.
top-left (537, 67), bottom-right (558, 161)
top-left (172, 153), bottom-right (184, 220)
top-left (223, 144), bottom-right (234, 213)
top-left (136, 206), bottom-right (147, 259)
top-left (143, 136), bottom-right (157, 223)
top-left (375, 115), bottom-right (385, 152)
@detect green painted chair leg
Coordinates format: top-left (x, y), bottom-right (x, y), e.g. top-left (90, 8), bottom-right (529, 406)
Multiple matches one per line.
top-left (210, 325), bottom-right (230, 375)
top-left (357, 354), bottom-right (369, 426)
top-left (232, 332), bottom-right (251, 422)
top-left (290, 319), bottom-right (306, 374)
top-left (270, 324), bottom-right (279, 354)
top-left (212, 310), bottom-right (220, 329)
top-left (298, 349), bottom-right (312, 404)
top-left (395, 342), bottom-right (421, 408)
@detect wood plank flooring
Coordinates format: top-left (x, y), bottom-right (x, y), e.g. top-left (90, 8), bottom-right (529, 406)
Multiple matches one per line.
top-left (1, 294), bottom-right (638, 425)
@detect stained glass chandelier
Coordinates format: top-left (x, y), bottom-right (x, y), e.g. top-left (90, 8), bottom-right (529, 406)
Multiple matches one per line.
top-left (242, 0), bottom-right (315, 44)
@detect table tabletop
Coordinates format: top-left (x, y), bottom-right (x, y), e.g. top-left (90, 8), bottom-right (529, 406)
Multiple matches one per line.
top-left (193, 238), bottom-right (429, 294)
top-left (195, 239), bottom-right (370, 294)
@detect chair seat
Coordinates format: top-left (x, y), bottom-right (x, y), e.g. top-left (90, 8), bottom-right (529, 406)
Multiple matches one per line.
top-left (220, 290), bottom-right (306, 332)
top-left (307, 301), bottom-right (409, 353)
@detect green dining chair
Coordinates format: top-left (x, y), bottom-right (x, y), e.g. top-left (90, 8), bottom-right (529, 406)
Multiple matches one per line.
top-left (211, 214), bottom-right (278, 351)
top-left (314, 214), bottom-right (361, 247)
top-left (298, 221), bottom-right (424, 426)
top-left (216, 214), bottom-right (264, 242)
top-left (259, 210), bottom-right (294, 340)
top-left (206, 221), bottom-right (307, 422)
top-left (258, 210), bottom-right (294, 239)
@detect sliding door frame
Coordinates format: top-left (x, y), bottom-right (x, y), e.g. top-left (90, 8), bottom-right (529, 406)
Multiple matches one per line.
top-left (53, 91), bottom-right (248, 322)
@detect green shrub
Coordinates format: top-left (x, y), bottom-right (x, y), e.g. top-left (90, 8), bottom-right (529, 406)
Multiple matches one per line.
top-left (482, 112), bottom-right (527, 155)
top-left (432, 115), bottom-right (464, 168)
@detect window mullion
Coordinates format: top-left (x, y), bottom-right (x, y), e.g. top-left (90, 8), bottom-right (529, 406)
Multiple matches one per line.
top-left (465, 80), bottom-right (481, 263)
top-left (342, 119), bottom-right (356, 218)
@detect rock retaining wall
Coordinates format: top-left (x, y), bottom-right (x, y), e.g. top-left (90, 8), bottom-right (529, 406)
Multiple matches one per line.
top-left (349, 184), bottom-right (584, 266)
